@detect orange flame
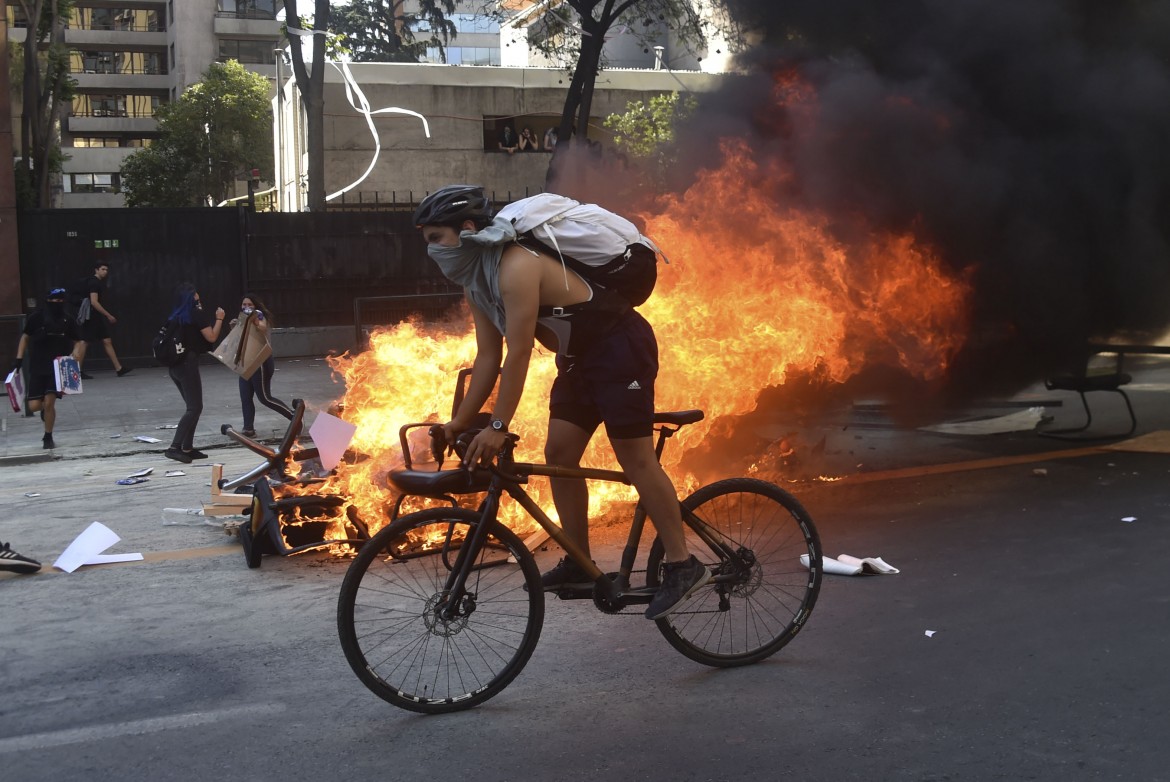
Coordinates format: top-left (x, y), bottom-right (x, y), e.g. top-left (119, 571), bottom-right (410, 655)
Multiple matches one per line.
top-left (277, 115), bottom-right (971, 545)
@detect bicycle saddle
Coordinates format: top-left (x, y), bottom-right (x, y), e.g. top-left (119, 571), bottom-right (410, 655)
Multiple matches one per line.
top-left (389, 467), bottom-right (492, 497)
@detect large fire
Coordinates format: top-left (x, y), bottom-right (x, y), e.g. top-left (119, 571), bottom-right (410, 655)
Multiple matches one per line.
top-left (276, 125), bottom-right (972, 546)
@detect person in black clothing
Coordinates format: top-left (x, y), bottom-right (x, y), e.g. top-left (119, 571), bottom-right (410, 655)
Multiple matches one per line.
top-left (163, 283), bottom-right (225, 464)
top-left (72, 262), bottom-right (131, 379)
top-left (12, 288), bottom-right (81, 449)
top-left (497, 122), bottom-right (519, 154)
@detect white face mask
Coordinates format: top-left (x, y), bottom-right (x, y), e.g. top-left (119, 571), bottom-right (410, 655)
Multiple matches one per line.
top-left (242, 306), bottom-right (255, 315)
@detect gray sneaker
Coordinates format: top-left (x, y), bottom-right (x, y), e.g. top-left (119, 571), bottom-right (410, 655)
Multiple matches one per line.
top-left (539, 556), bottom-right (593, 591)
top-left (645, 555), bottom-right (710, 620)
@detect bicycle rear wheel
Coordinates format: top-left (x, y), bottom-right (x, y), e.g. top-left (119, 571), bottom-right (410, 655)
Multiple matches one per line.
top-left (337, 507), bottom-right (544, 713)
top-left (647, 478), bottom-right (822, 667)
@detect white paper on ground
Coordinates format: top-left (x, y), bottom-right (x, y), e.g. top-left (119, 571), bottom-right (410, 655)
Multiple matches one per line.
top-left (124, 467), bottom-right (154, 479)
top-left (309, 411), bottom-right (357, 472)
top-left (133, 435), bottom-right (161, 443)
top-left (800, 553), bottom-right (901, 576)
top-left (918, 407), bottom-right (1045, 435)
top-left (53, 521), bottom-right (142, 573)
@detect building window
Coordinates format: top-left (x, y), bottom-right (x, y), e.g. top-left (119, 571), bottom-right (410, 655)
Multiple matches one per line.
top-left (170, 43), bottom-right (176, 69)
top-left (216, 1), bottom-right (277, 19)
top-left (64, 174), bottom-right (120, 194)
top-left (71, 8), bottom-right (164, 32)
top-left (426, 47), bottom-right (500, 66)
top-left (72, 137), bottom-right (152, 148)
top-left (71, 51), bottom-right (166, 75)
top-left (219, 39), bottom-right (277, 64)
top-left (72, 94), bottom-right (160, 118)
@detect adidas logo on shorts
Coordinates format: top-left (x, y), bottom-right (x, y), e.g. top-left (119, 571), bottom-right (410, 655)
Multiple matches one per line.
top-left (627, 380), bottom-right (642, 390)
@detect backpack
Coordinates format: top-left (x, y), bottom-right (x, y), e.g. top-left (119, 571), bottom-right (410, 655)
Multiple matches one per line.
top-left (496, 193), bottom-right (664, 306)
top-left (151, 319), bottom-right (186, 367)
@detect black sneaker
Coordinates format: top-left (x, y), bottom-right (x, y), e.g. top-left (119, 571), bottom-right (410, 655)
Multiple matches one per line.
top-left (164, 448), bottom-right (193, 464)
top-left (645, 555), bottom-right (711, 620)
top-left (80, 371), bottom-right (94, 380)
top-left (0, 542), bottom-right (41, 574)
top-left (539, 556), bottom-right (593, 591)
top-left (186, 449), bottom-right (209, 459)
top-left (241, 429), bottom-right (257, 438)
top-left (42, 433), bottom-right (55, 449)
top-left (116, 367), bottom-right (133, 377)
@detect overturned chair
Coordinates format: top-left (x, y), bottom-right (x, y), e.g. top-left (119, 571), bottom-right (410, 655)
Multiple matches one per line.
top-left (221, 400), bottom-right (371, 568)
top-left (1040, 351), bottom-right (1136, 439)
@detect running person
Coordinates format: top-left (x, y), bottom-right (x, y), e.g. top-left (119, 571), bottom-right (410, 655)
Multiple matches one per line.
top-left (414, 185), bottom-right (709, 620)
top-left (11, 288), bottom-right (81, 449)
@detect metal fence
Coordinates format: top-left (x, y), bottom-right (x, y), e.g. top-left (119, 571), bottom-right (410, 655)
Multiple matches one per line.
top-left (16, 207), bottom-right (453, 362)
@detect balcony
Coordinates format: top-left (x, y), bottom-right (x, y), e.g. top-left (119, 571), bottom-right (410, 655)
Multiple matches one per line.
top-left (66, 28), bottom-right (166, 48)
top-left (214, 16), bottom-right (281, 37)
top-left (73, 72), bottom-right (170, 92)
top-left (67, 115), bottom-right (158, 135)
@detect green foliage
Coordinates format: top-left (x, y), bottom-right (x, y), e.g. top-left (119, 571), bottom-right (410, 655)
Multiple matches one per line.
top-left (604, 91), bottom-right (696, 159)
top-left (602, 91), bottom-right (696, 197)
top-left (120, 60), bottom-right (274, 207)
top-left (333, 0), bottom-right (457, 63)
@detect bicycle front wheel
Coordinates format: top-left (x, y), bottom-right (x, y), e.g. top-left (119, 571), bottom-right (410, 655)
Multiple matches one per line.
top-left (647, 478), bottom-right (822, 667)
top-left (337, 507), bottom-right (544, 714)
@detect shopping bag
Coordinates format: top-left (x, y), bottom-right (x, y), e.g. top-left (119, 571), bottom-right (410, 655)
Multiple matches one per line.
top-left (54, 355), bottom-right (83, 395)
top-left (212, 313), bottom-right (272, 379)
top-left (5, 369), bottom-right (25, 412)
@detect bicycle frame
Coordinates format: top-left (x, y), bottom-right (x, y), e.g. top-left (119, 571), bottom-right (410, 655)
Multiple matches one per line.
top-left (425, 419), bottom-right (751, 616)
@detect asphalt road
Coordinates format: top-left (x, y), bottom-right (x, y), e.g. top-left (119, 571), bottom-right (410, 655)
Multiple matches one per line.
top-left (3, 441), bottom-right (1169, 780)
top-left (2, 357), bottom-right (1169, 780)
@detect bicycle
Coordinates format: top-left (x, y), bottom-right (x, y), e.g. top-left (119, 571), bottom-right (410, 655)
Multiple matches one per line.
top-left (336, 409), bottom-right (823, 714)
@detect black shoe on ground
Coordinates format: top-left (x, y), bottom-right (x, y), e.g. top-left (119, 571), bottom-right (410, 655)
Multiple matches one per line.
top-left (241, 429), bottom-right (257, 438)
top-left (80, 371), bottom-right (94, 380)
top-left (185, 449), bottom-right (209, 459)
top-left (645, 555), bottom-right (711, 620)
top-left (164, 448), bottom-right (193, 464)
top-left (42, 433), bottom-right (55, 449)
top-left (116, 366), bottom-right (133, 377)
top-left (539, 556), bottom-right (594, 591)
top-left (0, 541), bottom-right (42, 574)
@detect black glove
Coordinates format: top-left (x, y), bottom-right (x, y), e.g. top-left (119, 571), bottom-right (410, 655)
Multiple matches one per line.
top-left (11, 358), bottom-right (22, 372)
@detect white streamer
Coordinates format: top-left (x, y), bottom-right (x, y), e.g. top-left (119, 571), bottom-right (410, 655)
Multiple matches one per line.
top-left (326, 59), bottom-right (432, 202)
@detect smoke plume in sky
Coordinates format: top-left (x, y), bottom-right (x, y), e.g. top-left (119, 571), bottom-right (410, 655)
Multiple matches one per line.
top-left (682, 0), bottom-right (1170, 393)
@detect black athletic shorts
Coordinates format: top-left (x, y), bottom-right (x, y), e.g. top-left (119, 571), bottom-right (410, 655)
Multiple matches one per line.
top-left (549, 311), bottom-right (657, 440)
top-left (80, 314), bottom-right (109, 342)
top-left (26, 371), bottom-right (61, 401)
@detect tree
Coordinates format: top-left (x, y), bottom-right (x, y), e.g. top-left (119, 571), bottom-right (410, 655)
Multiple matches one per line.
top-left (333, 0), bottom-right (457, 63)
top-left (513, 0), bottom-right (736, 189)
top-left (119, 61), bottom-right (273, 207)
top-left (14, 0), bottom-right (74, 208)
top-left (603, 90), bottom-right (695, 194)
top-left (284, 0), bottom-right (332, 211)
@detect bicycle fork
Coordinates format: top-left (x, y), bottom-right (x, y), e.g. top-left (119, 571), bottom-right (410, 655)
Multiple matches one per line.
top-left (434, 485), bottom-right (505, 622)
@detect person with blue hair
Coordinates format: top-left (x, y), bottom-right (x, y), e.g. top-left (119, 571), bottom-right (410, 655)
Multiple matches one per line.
top-left (163, 283), bottom-right (225, 464)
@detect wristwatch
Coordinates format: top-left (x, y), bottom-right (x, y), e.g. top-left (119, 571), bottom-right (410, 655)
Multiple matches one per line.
top-left (490, 418), bottom-right (507, 433)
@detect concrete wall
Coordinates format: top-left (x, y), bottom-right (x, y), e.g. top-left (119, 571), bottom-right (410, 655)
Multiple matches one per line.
top-left (283, 63), bottom-right (727, 207)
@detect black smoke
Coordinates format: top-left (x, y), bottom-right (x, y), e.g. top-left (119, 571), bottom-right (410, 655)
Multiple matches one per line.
top-left (677, 0), bottom-right (1170, 399)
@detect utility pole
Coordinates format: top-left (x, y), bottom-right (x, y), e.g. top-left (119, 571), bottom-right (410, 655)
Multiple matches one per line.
top-left (0, 2), bottom-right (25, 319)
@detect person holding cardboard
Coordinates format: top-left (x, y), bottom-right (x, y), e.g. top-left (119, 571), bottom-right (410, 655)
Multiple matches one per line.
top-left (11, 288), bottom-right (82, 449)
top-left (230, 294), bottom-right (294, 437)
top-left (163, 283), bottom-right (225, 464)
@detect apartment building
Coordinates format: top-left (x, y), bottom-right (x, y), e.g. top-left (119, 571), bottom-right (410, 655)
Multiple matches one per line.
top-left (7, 1), bottom-right (282, 207)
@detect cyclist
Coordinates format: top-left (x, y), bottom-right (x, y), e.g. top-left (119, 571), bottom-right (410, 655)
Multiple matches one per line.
top-left (414, 184), bottom-right (709, 620)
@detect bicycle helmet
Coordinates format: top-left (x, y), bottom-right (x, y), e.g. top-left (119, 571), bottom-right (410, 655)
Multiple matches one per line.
top-left (413, 185), bottom-right (492, 228)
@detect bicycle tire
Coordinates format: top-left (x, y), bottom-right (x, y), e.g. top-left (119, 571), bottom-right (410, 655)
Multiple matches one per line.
top-left (337, 507), bottom-right (544, 713)
top-left (646, 478), bottom-right (822, 667)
